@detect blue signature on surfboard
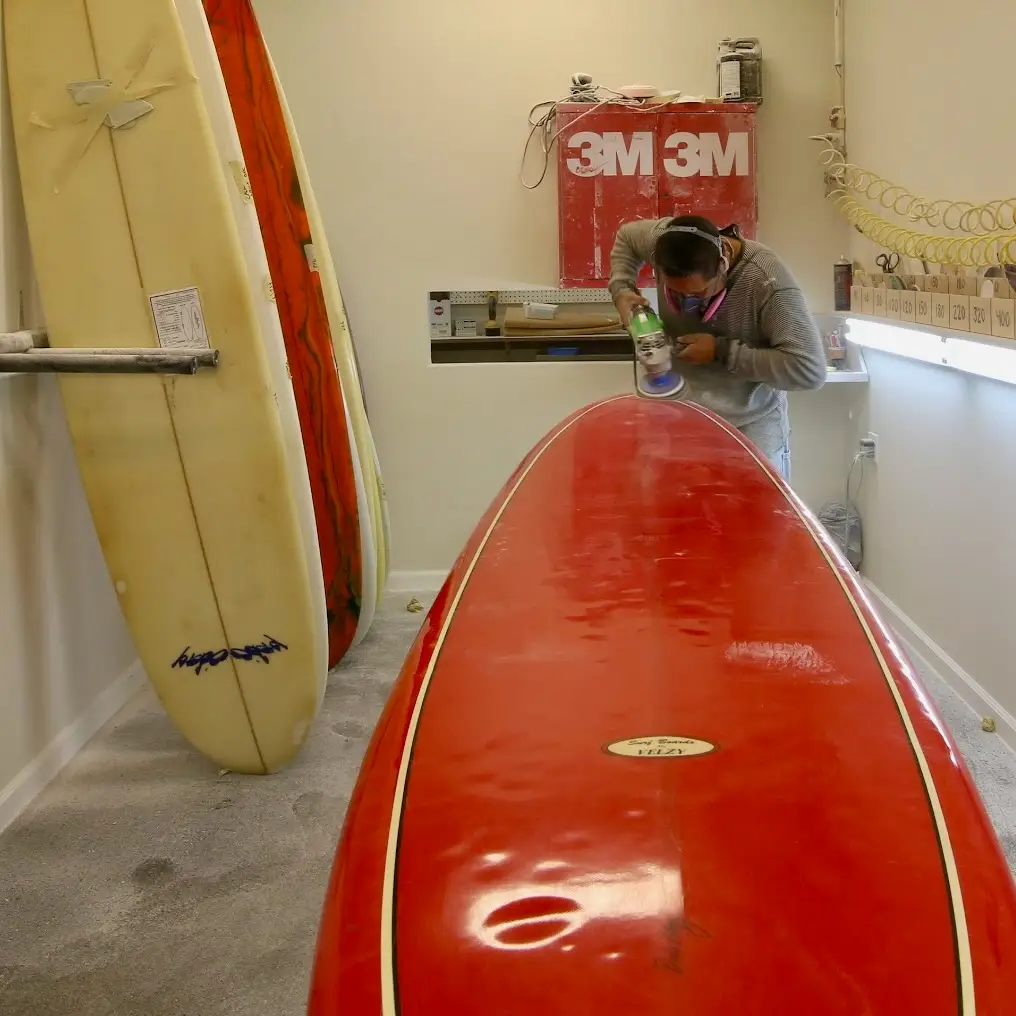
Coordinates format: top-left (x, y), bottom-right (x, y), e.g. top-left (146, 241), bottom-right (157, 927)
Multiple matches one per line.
top-left (171, 636), bottom-right (289, 676)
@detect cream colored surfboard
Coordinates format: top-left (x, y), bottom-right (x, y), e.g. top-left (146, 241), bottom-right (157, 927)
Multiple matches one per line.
top-left (265, 50), bottom-right (391, 616)
top-left (4, 0), bottom-right (328, 773)
top-left (369, 427), bottom-right (392, 590)
top-left (173, 0), bottom-right (326, 694)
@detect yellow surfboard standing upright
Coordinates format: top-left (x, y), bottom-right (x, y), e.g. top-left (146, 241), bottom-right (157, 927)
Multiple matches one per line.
top-left (4, 0), bottom-right (329, 774)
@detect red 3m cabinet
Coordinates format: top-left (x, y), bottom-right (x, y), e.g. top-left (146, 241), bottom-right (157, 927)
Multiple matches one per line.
top-left (555, 102), bottom-right (758, 288)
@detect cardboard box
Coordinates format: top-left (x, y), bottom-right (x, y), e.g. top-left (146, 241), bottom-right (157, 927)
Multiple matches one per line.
top-left (981, 276), bottom-right (1015, 301)
top-left (428, 291), bottom-right (452, 337)
top-left (900, 290), bottom-right (917, 322)
top-left (969, 297), bottom-right (992, 336)
top-left (850, 286), bottom-right (863, 312)
top-left (991, 298), bottom-right (1016, 339)
top-left (931, 292), bottom-right (950, 327)
top-left (926, 274), bottom-right (950, 293)
top-left (873, 288), bottom-right (887, 317)
top-left (915, 290), bottom-right (933, 325)
top-left (886, 289), bottom-right (902, 320)
top-left (862, 288), bottom-right (873, 314)
top-left (950, 274), bottom-right (978, 297)
top-left (949, 294), bottom-right (971, 331)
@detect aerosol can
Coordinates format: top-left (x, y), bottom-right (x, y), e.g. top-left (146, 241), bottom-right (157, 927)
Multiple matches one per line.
top-left (629, 305), bottom-right (686, 400)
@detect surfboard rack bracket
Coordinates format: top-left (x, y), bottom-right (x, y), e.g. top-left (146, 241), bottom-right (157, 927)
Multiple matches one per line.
top-left (0, 331), bottom-right (220, 375)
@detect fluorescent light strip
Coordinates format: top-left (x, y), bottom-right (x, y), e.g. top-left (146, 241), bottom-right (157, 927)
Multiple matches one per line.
top-left (945, 336), bottom-right (1016, 384)
top-left (845, 317), bottom-right (1016, 385)
top-left (846, 318), bottom-right (945, 365)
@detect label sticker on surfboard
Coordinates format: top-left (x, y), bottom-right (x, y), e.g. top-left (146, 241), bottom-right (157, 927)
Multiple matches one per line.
top-left (150, 287), bottom-right (211, 350)
top-left (228, 160), bottom-right (254, 203)
top-left (605, 736), bottom-right (717, 758)
top-left (304, 243), bottom-right (319, 273)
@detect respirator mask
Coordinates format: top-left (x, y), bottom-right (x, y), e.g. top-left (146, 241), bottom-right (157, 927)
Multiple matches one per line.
top-left (662, 225), bottom-right (730, 322)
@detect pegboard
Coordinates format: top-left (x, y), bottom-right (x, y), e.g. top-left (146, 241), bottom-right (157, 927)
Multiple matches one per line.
top-left (451, 288), bottom-right (615, 306)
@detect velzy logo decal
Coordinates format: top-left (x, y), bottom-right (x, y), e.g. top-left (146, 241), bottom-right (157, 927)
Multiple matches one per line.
top-left (565, 131), bottom-right (750, 179)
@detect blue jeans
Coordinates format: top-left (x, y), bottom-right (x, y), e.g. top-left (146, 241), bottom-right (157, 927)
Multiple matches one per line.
top-left (768, 444), bottom-right (792, 483)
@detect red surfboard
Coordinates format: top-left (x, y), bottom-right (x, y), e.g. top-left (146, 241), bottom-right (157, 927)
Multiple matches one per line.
top-left (307, 396), bottom-right (1016, 1015)
top-left (202, 0), bottom-right (362, 667)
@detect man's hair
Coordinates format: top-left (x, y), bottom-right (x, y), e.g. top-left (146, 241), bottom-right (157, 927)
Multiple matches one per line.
top-left (653, 215), bottom-right (723, 279)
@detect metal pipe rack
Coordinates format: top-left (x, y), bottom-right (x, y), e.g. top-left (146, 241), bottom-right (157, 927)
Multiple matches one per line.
top-left (0, 330), bottom-right (220, 375)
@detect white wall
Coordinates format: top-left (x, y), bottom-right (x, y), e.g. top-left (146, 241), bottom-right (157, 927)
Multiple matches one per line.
top-left (845, 0), bottom-right (1016, 716)
top-left (0, 36), bottom-right (137, 828)
top-left (255, 0), bottom-right (854, 571)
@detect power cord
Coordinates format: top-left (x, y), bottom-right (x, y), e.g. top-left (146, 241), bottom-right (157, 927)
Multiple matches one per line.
top-left (520, 74), bottom-right (681, 191)
top-left (819, 448), bottom-right (868, 571)
top-left (815, 138), bottom-right (1016, 234)
top-left (811, 136), bottom-right (1016, 268)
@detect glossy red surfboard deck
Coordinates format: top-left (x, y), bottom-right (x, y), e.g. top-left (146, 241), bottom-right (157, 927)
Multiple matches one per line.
top-left (308, 396), bottom-right (1016, 1015)
top-left (202, 0), bottom-right (361, 667)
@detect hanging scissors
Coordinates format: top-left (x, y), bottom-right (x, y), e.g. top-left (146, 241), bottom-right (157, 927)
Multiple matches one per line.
top-left (876, 252), bottom-right (900, 274)
top-left (876, 251), bottom-right (905, 288)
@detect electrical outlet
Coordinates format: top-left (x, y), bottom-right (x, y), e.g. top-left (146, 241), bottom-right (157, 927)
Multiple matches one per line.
top-left (860, 432), bottom-right (879, 464)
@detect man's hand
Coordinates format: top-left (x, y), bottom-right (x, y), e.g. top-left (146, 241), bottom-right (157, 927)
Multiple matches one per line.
top-left (614, 289), bottom-right (649, 327)
top-left (675, 332), bottom-right (717, 365)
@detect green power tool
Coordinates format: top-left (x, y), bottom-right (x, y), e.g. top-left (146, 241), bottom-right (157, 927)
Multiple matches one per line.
top-left (629, 305), bottom-right (686, 399)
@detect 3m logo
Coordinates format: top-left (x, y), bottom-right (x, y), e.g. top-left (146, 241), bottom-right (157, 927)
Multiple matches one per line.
top-left (663, 132), bottom-right (749, 178)
top-left (565, 131), bottom-right (750, 178)
top-left (566, 131), bottom-right (654, 177)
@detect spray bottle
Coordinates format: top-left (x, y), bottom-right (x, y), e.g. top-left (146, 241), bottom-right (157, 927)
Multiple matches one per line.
top-left (629, 305), bottom-right (686, 399)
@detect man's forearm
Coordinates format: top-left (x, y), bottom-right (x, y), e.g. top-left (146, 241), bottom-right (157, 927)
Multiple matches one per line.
top-left (717, 337), bottom-right (828, 390)
top-left (716, 290), bottom-right (827, 391)
top-left (608, 219), bottom-right (665, 300)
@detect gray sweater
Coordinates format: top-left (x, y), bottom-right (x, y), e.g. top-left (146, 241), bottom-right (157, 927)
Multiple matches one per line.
top-left (609, 218), bottom-right (826, 455)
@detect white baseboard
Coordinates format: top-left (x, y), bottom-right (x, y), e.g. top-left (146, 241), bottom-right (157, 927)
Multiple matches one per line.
top-left (387, 570), bottom-right (448, 594)
top-left (0, 659), bottom-right (146, 836)
top-left (863, 579), bottom-right (1016, 753)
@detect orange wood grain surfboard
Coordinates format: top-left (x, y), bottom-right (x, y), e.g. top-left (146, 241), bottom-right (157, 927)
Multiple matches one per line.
top-left (202, 0), bottom-right (361, 667)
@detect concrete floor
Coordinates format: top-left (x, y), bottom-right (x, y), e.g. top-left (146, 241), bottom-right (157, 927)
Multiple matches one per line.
top-left (1, 592), bottom-right (1014, 1015)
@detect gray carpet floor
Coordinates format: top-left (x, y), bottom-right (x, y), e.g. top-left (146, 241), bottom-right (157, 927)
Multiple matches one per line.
top-left (1, 591), bottom-right (1014, 1016)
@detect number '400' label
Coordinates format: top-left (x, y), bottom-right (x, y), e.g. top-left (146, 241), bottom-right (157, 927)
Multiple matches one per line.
top-left (991, 299), bottom-right (1015, 339)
